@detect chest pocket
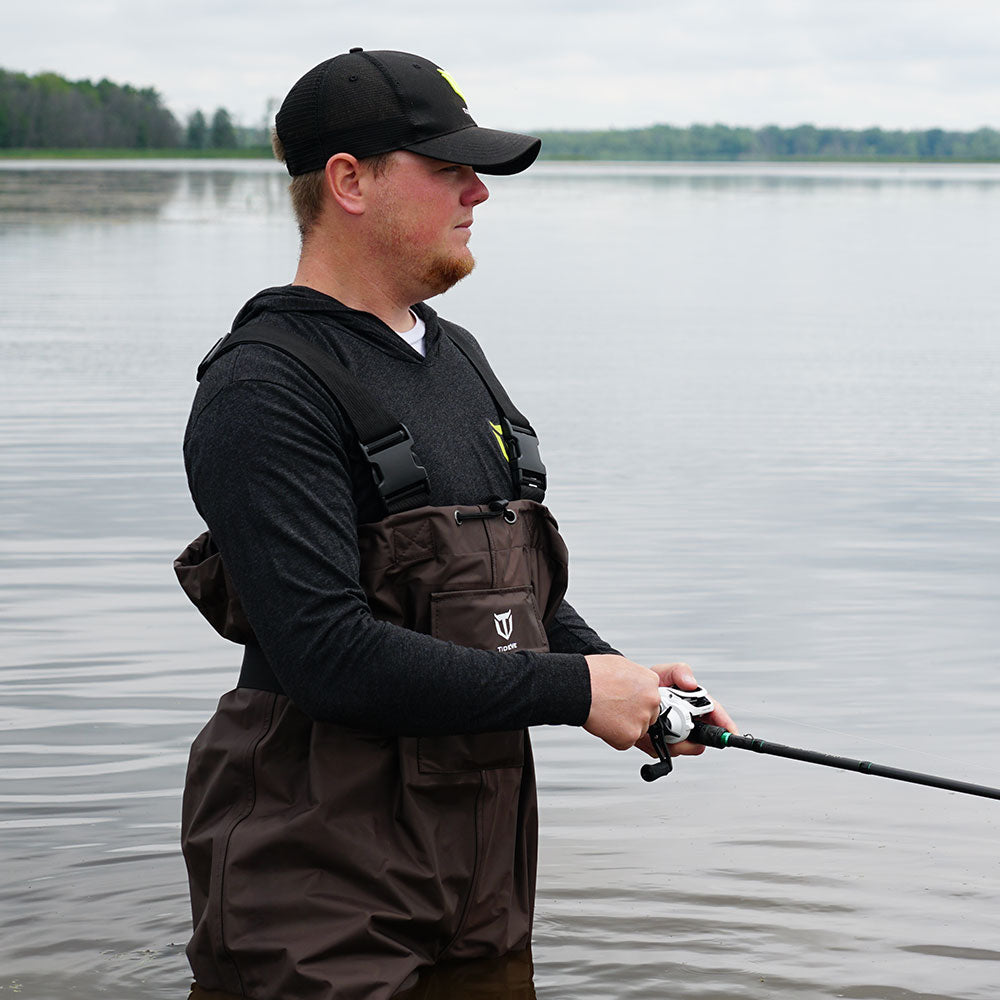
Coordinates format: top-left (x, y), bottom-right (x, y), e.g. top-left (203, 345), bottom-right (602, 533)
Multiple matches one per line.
top-left (358, 499), bottom-right (568, 775)
top-left (431, 585), bottom-right (548, 656)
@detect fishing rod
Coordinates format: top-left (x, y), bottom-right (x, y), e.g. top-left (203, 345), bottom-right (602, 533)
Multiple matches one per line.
top-left (641, 687), bottom-right (1000, 801)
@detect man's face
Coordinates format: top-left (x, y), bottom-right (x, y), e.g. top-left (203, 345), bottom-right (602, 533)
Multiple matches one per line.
top-left (364, 151), bottom-right (490, 300)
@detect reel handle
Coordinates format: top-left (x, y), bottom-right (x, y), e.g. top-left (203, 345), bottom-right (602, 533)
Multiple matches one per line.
top-left (641, 685), bottom-right (715, 782)
top-left (640, 758), bottom-right (674, 782)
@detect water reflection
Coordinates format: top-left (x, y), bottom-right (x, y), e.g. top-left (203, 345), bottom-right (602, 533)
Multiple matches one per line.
top-left (186, 950), bottom-right (536, 1000)
top-left (0, 162), bottom-right (291, 225)
top-left (3, 160), bottom-right (998, 231)
top-left (0, 167), bottom-right (182, 222)
top-left (398, 952), bottom-right (535, 1000)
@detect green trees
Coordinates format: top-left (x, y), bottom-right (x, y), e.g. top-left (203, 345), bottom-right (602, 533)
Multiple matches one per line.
top-left (186, 110), bottom-right (208, 149)
top-left (535, 123), bottom-right (1000, 161)
top-left (183, 106), bottom-right (259, 149)
top-left (0, 70), bottom-right (254, 151)
top-left (0, 69), bottom-right (181, 148)
top-left (209, 108), bottom-right (236, 148)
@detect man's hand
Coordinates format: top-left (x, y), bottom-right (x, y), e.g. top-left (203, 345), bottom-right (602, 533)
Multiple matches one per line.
top-left (642, 661), bottom-right (739, 759)
top-left (583, 654), bottom-right (663, 750)
top-left (584, 656), bottom-right (738, 756)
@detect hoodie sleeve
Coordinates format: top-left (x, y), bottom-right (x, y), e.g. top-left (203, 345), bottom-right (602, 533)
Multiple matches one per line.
top-left (184, 347), bottom-right (593, 736)
top-left (546, 600), bottom-right (621, 657)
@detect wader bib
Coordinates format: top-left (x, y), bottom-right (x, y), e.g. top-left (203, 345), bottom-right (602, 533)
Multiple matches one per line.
top-left (175, 325), bottom-right (568, 1000)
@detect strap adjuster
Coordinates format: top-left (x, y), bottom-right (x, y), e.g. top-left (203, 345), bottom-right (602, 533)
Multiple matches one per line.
top-left (359, 424), bottom-right (429, 508)
top-left (196, 334), bottom-right (229, 381)
top-left (502, 418), bottom-right (547, 496)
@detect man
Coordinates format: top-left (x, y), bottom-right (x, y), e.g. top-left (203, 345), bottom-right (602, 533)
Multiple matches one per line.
top-left (177, 48), bottom-right (734, 1000)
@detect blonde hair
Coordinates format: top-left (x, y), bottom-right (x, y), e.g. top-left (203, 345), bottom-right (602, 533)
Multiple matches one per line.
top-left (271, 129), bottom-right (393, 240)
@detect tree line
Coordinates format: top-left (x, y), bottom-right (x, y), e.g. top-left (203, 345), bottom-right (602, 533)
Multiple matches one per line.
top-left (2, 67), bottom-right (998, 160)
top-left (0, 68), bottom-right (265, 150)
top-left (0, 69), bottom-right (182, 148)
top-left (534, 122), bottom-right (1000, 161)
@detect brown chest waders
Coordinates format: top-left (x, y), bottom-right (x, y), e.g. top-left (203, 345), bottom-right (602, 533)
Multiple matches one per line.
top-left (175, 325), bottom-right (567, 1000)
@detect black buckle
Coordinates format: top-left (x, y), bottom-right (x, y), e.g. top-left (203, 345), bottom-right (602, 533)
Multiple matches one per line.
top-left (360, 424), bottom-right (429, 507)
top-left (501, 418), bottom-right (547, 496)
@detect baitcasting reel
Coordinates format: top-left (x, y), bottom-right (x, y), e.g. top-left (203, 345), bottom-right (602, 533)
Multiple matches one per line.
top-left (640, 686), bottom-right (715, 782)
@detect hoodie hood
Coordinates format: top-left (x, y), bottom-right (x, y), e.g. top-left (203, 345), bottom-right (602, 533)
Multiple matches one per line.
top-left (231, 285), bottom-right (441, 362)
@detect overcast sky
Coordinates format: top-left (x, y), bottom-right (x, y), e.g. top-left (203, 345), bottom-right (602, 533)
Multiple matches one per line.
top-left (6, 0), bottom-right (1000, 132)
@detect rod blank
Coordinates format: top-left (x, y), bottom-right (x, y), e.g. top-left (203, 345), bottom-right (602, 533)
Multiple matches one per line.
top-left (692, 723), bottom-right (1000, 802)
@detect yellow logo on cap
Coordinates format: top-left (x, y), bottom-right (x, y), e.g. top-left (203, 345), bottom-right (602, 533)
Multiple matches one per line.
top-left (437, 68), bottom-right (467, 104)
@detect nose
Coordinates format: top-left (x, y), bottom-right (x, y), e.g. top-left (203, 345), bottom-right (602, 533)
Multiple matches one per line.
top-left (461, 170), bottom-right (489, 207)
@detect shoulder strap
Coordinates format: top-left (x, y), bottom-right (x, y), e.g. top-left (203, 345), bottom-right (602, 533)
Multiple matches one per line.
top-left (443, 326), bottom-right (547, 502)
top-left (198, 326), bottom-right (430, 515)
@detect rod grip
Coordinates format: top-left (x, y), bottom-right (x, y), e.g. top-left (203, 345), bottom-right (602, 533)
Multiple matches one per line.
top-left (690, 723), bottom-right (731, 749)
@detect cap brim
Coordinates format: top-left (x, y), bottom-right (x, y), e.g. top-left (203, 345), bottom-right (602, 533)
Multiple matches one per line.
top-left (402, 126), bottom-right (541, 175)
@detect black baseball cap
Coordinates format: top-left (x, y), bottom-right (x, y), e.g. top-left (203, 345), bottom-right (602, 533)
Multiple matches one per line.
top-left (275, 48), bottom-right (541, 177)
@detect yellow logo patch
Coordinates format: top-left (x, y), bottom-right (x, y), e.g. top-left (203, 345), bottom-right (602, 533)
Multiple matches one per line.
top-left (437, 68), bottom-right (467, 104)
top-left (489, 421), bottom-right (510, 462)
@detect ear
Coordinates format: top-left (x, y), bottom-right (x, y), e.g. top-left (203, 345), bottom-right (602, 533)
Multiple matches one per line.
top-left (324, 153), bottom-right (368, 216)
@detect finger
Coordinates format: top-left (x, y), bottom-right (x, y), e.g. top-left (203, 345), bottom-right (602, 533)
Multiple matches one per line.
top-left (652, 662), bottom-right (697, 690)
top-left (653, 673), bottom-right (741, 737)
top-left (707, 698), bottom-right (740, 736)
top-left (667, 740), bottom-right (706, 757)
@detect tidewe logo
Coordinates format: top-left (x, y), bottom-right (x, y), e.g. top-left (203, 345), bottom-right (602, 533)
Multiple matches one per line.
top-left (493, 609), bottom-right (517, 652)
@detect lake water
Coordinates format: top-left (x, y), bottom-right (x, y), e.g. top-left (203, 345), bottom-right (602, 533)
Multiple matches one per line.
top-left (1, 159), bottom-right (998, 999)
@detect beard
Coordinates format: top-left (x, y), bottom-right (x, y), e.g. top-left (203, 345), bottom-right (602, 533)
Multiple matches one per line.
top-left (421, 248), bottom-right (476, 297)
top-left (378, 230), bottom-right (476, 300)
top-left (366, 179), bottom-right (477, 300)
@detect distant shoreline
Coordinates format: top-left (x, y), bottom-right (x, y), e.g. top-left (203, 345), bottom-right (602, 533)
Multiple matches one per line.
top-left (0, 148), bottom-right (274, 160)
top-left (1, 148), bottom-right (998, 164)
